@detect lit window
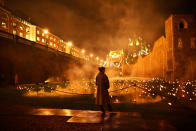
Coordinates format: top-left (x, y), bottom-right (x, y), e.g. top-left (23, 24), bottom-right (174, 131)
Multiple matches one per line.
top-left (1, 22), bottom-right (6, 28)
top-left (129, 42), bottom-right (133, 46)
top-left (19, 26), bottom-right (23, 30)
top-left (50, 42), bottom-right (53, 46)
top-left (191, 37), bottom-right (195, 49)
top-left (178, 38), bottom-right (183, 49)
top-left (37, 37), bottom-right (40, 41)
top-left (54, 38), bottom-right (56, 42)
top-left (54, 44), bottom-right (56, 47)
top-left (50, 37), bottom-right (53, 40)
top-left (13, 22), bottom-right (16, 27)
top-left (46, 35), bottom-right (48, 38)
top-left (13, 30), bottom-right (16, 35)
top-left (136, 40), bottom-right (140, 46)
top-left (26, 34), bottom-right (29, 39)
top-left (42, 33), bottom-right (44, 37)
top-left (42, 38), bottom-right (45, 42)
top-left (37, 30), bottom-right (40, 35)
top-left (19, 32), bottom-right (23, 37)
top-left (26, 28), bottom-right (30, 33)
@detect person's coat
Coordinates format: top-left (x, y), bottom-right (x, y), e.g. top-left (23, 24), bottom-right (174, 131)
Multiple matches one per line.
top-left (95, 72), bottom-right (110, 105)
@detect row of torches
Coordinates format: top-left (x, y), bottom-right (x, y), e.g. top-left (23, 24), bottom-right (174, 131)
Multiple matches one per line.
top-left (16, 78), bottom-right (196, 106)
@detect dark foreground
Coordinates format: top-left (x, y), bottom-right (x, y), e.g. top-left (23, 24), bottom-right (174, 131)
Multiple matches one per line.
top-left (0, 87), bottom-right (196, 131)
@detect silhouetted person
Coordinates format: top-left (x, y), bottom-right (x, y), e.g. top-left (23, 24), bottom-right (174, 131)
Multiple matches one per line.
top-left (96, 67), bottom-right (112, 113)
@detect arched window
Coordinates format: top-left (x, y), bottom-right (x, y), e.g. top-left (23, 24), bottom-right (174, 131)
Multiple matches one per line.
top-left (179, 19), bottom-right (188, 29)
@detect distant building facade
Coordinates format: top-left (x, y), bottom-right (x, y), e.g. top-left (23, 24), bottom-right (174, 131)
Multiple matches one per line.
top-left (0, 6), bottom-right (92, 62)
top-left (125, 14), bottom-right (196, 81)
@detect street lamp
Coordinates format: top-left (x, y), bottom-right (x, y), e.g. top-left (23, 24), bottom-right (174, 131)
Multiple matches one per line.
top-left (90, 54), bottom-right (94, 57)
top-left (43, 29), bottom-right (48, 47)
top-left (96, 57), bottom-right (99, 61)
top-left (44, 29), bottom-right (48, 34)
top-left (68, 41), bottom-right (72, 47)
top-left (81, 49), bottom-right (85, 54)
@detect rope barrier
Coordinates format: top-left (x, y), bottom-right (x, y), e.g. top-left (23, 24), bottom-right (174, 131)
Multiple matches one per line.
top-left (54, 89), bottom-right (89, 95)
top-left (53, 84), bottom-right (136, 95)
top-left (18, 83), bottom-right (137, 95)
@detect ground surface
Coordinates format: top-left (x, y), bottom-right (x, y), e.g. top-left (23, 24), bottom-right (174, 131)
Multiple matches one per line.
top-left (0, 87), bottom-right (196, 130)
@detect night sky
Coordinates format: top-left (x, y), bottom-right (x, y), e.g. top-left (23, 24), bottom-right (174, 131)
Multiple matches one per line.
top-left (6, 0), bottom-right (196, 58)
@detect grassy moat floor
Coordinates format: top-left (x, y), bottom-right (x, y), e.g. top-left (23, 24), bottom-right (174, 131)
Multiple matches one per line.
top-left (0, 87), bottom-right (196, 130)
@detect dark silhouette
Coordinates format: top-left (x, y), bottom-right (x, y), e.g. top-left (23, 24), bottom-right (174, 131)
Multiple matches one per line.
top-left (95, 67), bottom-right (112, 113)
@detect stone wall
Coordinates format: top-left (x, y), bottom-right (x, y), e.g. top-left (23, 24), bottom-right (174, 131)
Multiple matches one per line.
top-left (0, 32), bottom-right (97, 86)
top-left (124, 15), bottom-right (196, 81)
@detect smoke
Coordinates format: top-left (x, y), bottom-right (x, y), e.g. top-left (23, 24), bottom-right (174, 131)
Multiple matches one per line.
top-left (65, 62), bottom-right (98, 81)
top-left (7, 0), bottom-right (196, 59)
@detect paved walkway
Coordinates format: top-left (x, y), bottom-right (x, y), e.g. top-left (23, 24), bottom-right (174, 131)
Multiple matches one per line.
top-left (0, 104), bottom-right (176, 130)
top-left (28, 108), bottom-right (176, 131)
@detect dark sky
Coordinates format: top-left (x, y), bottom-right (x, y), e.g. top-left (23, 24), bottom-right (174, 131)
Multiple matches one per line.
top-left (6, 0), bottom-right (196, 59)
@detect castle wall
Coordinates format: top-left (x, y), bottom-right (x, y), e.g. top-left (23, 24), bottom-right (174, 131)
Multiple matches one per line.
top-left (130, 36), bottom-right (167, 78)
top-left (126, 15), bottom-right (196, 81)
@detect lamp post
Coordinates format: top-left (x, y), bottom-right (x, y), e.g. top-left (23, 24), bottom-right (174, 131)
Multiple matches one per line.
top-left (43, 29), bottom-right (48, 47)
top-left (81, 49), bottom-right (85, 59)
top-left (67, 41), bottom-right (72, 54)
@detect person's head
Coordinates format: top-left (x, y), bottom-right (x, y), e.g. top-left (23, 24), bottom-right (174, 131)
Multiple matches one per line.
top-left (98, 67), bottom-right (105, 73)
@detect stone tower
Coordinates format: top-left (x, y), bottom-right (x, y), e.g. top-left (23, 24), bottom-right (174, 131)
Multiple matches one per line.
top-left (165, 15), bottom-right (196, 80)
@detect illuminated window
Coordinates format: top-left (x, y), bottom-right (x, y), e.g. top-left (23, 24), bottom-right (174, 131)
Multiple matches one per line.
top-left (54, 44), bottom-right (56, 47)
top-left (42, 38), bottom-right (45, 43)
top-left (54, 38), bottom-right (56, 42)
top-left (191, 37), bottom-right (195, 49)
top-left (19, 26), bottom-right (23, 30)
top-left (37, 30), bottom-right (40, 35)
top-left (129, 42), bottom-right (133, 46)
top-left (136, 40), bottom-right (140, 46)
top-left (19, 32), bottom-right (23, 37)
top-left (178, 38), bottom-right (183, 49)
top-left (13, 30), bottom-right (16, 35)
top-left (26, 28), bottom-right (29, 33)
top-left (50, 42), bottom-right (53, 46)
top-left (37, 37), bottom-right (40, 41)
top-left (26, 34), bottom-right (29, 39)
top-left (46, 35), bottom-right (48, 38)
top-left (1, 22), bottom-right (6, 28)
top-left (42, 33), bottom-right (44, 37)
top-left (13, 22), bottom-right (16, 27)
top-left (50, 37), bottom-right (53, 40)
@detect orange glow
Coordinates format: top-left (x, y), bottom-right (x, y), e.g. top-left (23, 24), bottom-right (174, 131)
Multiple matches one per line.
top-left (68, 42), bottom-right (72, 47)
top-left (81, 49), bottom-right (85, 53)
top-left (90, 54), bottom-right (94, 57)
top-left (43, 29), bottom-right (48, 34)
top-left (96, 57), bottom-right (99, 60)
